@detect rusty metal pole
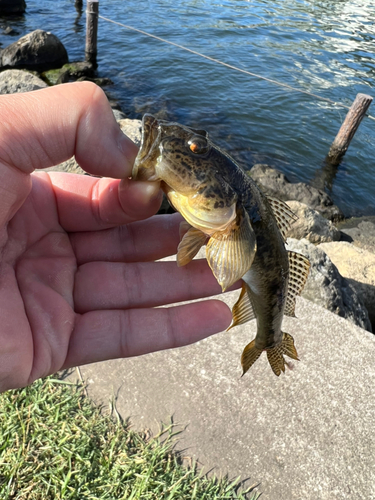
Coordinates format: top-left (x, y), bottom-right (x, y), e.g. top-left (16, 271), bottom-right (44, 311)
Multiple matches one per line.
top-left (85, 0), bottom-right (99, 66)
top-left (327, 93), bottom-right (373, 165)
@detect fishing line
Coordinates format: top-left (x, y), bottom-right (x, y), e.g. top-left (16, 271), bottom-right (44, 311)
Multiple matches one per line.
top-left (98, 15), bottom-right (374, 122)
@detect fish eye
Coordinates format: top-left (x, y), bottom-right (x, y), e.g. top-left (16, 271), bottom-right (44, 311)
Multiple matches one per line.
top-left (188, 136), bottom-right (209, 154)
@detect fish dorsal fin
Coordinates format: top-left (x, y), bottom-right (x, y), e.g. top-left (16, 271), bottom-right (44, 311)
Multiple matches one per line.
top-left (177, 225), bottom-right (208, 266)
top-left (284, 251), bottom-right (311, 317)
top-left (227, 282), bottom-right (256, 331)
top-left (267, 196), bottom-right (298, 240)
top-left (206, 207), bottom-right (257, 292)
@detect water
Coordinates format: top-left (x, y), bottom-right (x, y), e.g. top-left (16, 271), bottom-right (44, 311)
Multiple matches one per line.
top-left (1, 0), bottom-right (374, 216)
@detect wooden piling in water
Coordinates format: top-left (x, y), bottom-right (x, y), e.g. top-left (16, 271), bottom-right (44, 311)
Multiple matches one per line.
top-left (85, 0), bottom-right (99, 65)
top-left (327, 93), bottom-right (373, 165)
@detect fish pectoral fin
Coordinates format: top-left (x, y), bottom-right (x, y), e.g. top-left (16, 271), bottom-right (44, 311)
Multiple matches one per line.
top-left (179, 220), bottom-right (192, 239)
top-left (227, 282), bottom-right (256, 331)
top-left (206, 207), bottom-right (257, 291)
top-left (266, 332), bottom-right (299, 376)
top-left (241, 339), bottom-right (262, 376)
top-left (177, 226), bottom-right (208, 266)
top-left (267, 196), bottom-right (298, 240)
top-left (284, 251), bottom-right (311, 317)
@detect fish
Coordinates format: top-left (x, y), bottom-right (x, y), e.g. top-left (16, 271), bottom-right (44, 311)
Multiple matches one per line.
top-left (132, 114), bottom-right (310, 376)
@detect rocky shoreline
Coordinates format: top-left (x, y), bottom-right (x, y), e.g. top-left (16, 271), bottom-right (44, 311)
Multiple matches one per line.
top-left (1, 29), bottom-right (374, 333)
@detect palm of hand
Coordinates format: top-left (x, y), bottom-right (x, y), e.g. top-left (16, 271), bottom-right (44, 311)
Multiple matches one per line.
top-left (2, 173), bottom-right (228, 391)
top-left (4, 174), bottom-right (77, 388)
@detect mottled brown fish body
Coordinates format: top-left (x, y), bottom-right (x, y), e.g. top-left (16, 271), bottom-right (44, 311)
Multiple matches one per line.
top-left (133, 114), bottom-right (310, 377)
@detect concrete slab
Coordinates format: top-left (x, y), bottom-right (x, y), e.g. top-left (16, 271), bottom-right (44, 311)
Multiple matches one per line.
top-left (74, 291), bottom-right (375, 500)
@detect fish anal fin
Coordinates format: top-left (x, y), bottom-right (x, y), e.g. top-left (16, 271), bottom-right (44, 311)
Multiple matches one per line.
top-left (206, 207), bottom-right (257, 291)
top-left (241, 339), bottom-right (262, 376)
top-left (266, 332), bottom-right (299, 376)
top-left (282, 332), bottom-right (299, 361)
top-left (227, 282), bottom-right (256, 331)
top-left (177, 226), bottom-right (208, 266)
top-left (284, 251), bottom-right (311, 317)
top-left (267, 196), bottom-right (298, 240)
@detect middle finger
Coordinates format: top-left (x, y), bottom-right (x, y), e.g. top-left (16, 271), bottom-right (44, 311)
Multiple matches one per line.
top-left (70, 213), bottom-right (182, 265)
top-left (74, 258), bottom-right (229, 313)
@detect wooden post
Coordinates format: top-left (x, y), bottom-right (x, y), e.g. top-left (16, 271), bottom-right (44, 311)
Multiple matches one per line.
top-left (74, 0), bottom-right (83, 21)
top-left (327, 93), bottom-right (373, 165)
top-left (85, 0), bottom-right (99, 66)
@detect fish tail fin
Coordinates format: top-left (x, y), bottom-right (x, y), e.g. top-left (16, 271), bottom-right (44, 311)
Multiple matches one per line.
top-left (266, 332), bottom-right (299, 377)
top-left (241, 339), bottom-right (262, 376)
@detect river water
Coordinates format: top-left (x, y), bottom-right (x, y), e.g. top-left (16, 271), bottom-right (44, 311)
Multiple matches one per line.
top-left (1, 0), bottom-right (374, 216)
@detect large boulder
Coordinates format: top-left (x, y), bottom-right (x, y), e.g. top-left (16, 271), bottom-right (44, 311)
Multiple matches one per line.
top-left (338, 216), bottom-right (375, 253)
top-left (319, 241), bottom-right (375, 330)
top-left (0, 0), bottom-right (26, 15)
top-left (0, 29), bottom-right (68, 72)
top-left (286, 200), bottom-right (340, 244)
top-left (286, 238), bottom-right (372, 332)
top-left (249, 164), bottom-right (343, 221)
top-left (42, 61), bottom-right (95, 86)
top-left (0, 69), bottom-right (47, 94)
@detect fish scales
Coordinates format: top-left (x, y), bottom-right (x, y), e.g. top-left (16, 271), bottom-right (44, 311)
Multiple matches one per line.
top-left (132, 114), bottom-right (310, 377)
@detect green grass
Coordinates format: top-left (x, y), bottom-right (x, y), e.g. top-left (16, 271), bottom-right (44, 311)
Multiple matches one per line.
top-left (0, 376), bottom-right (261, 499)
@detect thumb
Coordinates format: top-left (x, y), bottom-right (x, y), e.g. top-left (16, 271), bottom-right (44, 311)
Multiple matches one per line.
top-left (0, 82), bottom-right (147, 227)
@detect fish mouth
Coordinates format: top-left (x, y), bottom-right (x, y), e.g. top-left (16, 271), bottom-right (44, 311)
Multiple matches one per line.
top-left (132, 114), bottom-right (160, 179)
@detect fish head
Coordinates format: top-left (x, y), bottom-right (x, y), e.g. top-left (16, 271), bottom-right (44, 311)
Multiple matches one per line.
top-left (132, 114), bottom-right (238, 233)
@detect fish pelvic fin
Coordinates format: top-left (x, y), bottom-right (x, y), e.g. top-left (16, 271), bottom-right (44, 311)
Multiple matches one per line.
top-left (241, 339), bottom-right (262, 376)
top-left (266, 332), bottom-right (299, 376)
top-left (177, 224), bottom-right (208, 266)
top-left (227, 282), bottom-right (256, 331)
top-left (241, 332), bottom-right (299, 377)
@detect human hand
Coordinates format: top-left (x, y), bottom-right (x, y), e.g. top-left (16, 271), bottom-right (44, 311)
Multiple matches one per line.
top-left (0, 82), bottom-right (232, 392)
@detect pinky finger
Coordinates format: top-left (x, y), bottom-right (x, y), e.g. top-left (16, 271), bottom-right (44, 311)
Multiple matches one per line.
top-left (65, 300), bottom-right (232, 368)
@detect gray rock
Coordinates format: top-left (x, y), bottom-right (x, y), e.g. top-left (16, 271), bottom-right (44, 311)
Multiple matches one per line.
top-left (250, 164), bottom-right (343, 221)
top-left (39, 157), bottom-right (86, 175)
top-left (286, 238), bottom-right (372, 332)
top-left (0, 29), bottom-right (68, 72)
top-left (77, 76), bottom-right (114, 87)
top-left (0, 0), bottom-right (26, 15)
top-left (42, 62), bottom-right (95, 86)
top-left (41, 67), bottom-right (70, 86)
top-left (318, 241), bottom-right (375, 332)
top-left (62, 61), bottom-right (94, 78)
top-left (72, 296), bottom-right (375, 500)
top-left (117, 118), bottom-right (142, 146)
top-left (337, 216), bottom-right (375, 253)
top-left (286, 200), bottom-right (341, 244)
top-left (4, 27), bottom-right (18, 36)
top-left (112, 109), bottom-right (127, 121)
top-left (0, 69), bottom-right (47, 94)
